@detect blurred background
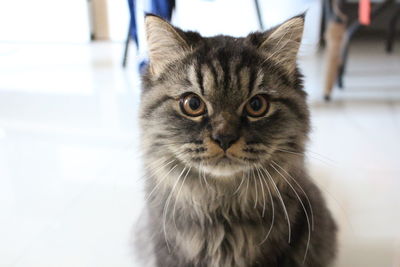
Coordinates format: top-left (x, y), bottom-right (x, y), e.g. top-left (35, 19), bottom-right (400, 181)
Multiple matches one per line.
top-left (0, 0), bottom-right (399, 266)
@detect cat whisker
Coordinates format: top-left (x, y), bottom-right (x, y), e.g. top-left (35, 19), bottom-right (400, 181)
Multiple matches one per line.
top-left (255, 166), bottom-right (266, 218)
top-left (233, 171), bottom-right (246, 195)
top-left (136, 157), bottom-right (170, 181)
top-left (260, 166), bottom-right (292, 244)
top-left (258, 168), bottom-right (275, 245)
top-left (172, 166), bottom-right (192, 231)
top-left (307, 174), bottom-right (355, 233)
top-left (252, 167), bottom-right (258, 209)
top-left (244, 168), bottom-right (250, 202)
top-left (146, 164), bottom-right (178, 201)
top-left (145, 156), bottom-right (169, 169)
top-left (200, 160), bottom-right (212, 192)
top-left (146, 158), bottom-right (176, 177)
top-left (271, 160), bottom-right (314, 231)
top-left (305, 149), bottom-right (337, 165)
top-left (270, 163), bottom-right (311, 263)
top-left (202, 160), bottom-right (215, 194)
top-left (162, 166), bottom-right (188, 252)
top-left (275, 148), bottom-right (337, 167)
top-left (198, 161), bottom-right (204, 189)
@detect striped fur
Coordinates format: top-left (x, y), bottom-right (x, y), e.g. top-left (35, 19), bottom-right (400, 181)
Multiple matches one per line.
top-left (136, 15), bottom-right (337, 267)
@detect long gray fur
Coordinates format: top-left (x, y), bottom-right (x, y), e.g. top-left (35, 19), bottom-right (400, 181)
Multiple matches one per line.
top-left (136, 14), bottom-right (337, 267)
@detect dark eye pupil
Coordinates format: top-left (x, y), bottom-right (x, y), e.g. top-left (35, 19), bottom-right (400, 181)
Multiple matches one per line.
top-left (250, 97), bottom-right (262, 111)
top-left (189, 97), bottom-right (200, 110)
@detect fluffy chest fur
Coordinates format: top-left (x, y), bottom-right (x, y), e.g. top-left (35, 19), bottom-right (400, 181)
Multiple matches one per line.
top-left (146, 166), bottom-right (297, 267)
top-left (174, 216), bottom-right (265, 267)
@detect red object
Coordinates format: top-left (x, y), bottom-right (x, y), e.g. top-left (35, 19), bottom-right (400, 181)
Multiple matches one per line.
top-left (359, 0), bottom-right (371, 25)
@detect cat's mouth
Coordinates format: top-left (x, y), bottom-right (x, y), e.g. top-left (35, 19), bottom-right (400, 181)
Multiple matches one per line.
top-left (215, 155), bottom-right (231, 164)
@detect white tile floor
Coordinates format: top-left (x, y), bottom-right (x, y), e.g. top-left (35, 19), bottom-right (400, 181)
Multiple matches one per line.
top-left (0, 40), bottom-right (399, 267)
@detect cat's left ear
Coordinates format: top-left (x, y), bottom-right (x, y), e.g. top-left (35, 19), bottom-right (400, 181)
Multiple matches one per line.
top-left (248, 15), bottom-right (305, 73)
top-left (145, 14), bottom-right (191, 76)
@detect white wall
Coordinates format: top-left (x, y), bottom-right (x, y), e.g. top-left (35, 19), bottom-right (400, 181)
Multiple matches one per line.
top-left (106, 0), bottom-right (130, 42)
top-left (0, 0), bottom-right (322, 53)
top-left (111, 0), bottom-right (322, 55)
top-left (173, 0), bottom-right (322, 54)
top-left (0, 0), bottom-right (90, 43)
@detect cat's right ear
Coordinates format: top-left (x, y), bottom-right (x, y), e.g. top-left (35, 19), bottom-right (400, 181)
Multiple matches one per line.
top-left (145, 14), bottom-right (190, 76)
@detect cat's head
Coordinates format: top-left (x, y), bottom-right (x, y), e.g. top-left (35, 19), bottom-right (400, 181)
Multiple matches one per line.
top-left (140, 15), bottom-right (309, 178)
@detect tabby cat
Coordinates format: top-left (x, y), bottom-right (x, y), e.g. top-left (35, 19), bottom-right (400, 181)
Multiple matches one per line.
top-left (137, 14), bottom-right (337, 267)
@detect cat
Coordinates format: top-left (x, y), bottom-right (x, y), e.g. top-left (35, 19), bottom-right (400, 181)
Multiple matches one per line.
top-left (137, 14), bottom-right (337, 267)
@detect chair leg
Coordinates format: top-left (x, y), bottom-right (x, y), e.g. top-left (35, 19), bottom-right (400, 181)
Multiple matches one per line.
top-left (337, 64), bottom-right (344, 88)
top-left (386, 6), bottom-right (400, 53)
top-left (337, 0), bottom-right (394, 87)
top-left (323, 0), bottom-right (348, 100)
top-left (337, 22), bottom-right (361, 89)
top-left (254, 0), bottom-right (264, 30)
top-left (324, 20), bottom-right (346, 101)
top-left (122, 20), bottom-right (132, 68)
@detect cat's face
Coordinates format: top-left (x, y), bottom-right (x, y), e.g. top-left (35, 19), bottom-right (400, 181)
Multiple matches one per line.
top-left (140, 15), bottom-right (309, 178)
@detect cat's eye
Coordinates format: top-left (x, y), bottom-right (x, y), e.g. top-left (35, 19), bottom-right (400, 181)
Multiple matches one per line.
top-left (245, 94), bottom-right (269, 118)
top-left (180, 93), bottom-right (206, 117)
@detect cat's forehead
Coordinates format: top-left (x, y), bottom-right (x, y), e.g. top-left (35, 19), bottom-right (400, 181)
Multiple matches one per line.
top-left (186, 60), bottom-right (262, 102)
top-left (182, 45), bottom-right (268, 107)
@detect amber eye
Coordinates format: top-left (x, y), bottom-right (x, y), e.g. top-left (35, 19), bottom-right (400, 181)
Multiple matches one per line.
top-left (245, 94), bottom-right (269, 117)
top-left (180, 93), bottom-right (206, 117)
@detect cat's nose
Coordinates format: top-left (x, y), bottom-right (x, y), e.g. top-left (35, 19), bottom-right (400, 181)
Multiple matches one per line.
top-left (211, 133), bottom-right (239, 151)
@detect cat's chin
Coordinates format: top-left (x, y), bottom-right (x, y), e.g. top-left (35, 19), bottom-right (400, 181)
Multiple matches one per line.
top-left (193, 155), bottom-right (251, 178)
top-left (201, 164), bottom-right (246, 178)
